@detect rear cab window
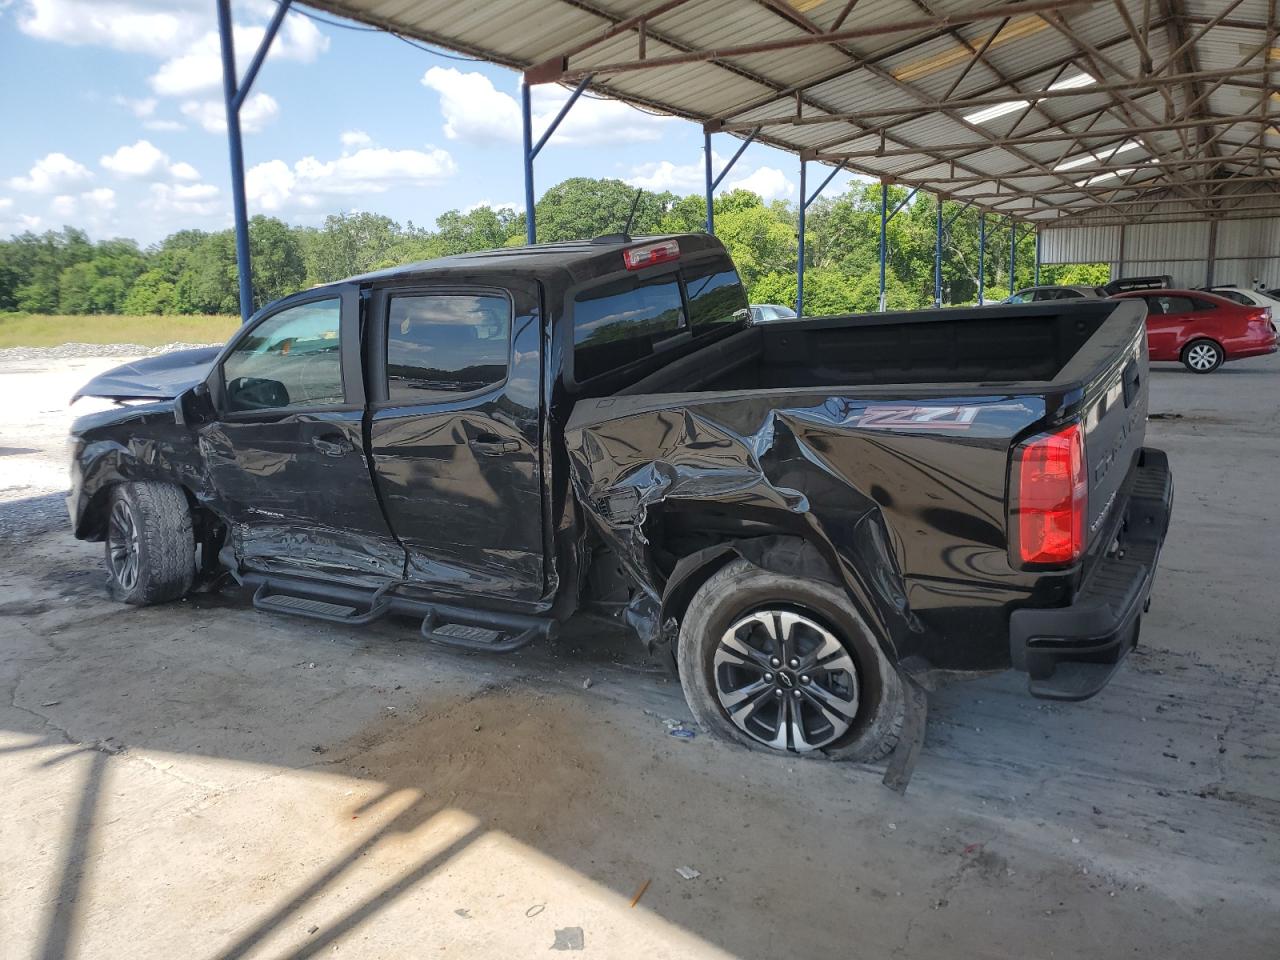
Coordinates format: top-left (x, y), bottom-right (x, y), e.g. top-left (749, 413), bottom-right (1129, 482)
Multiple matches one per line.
top-left (383, 293), bottom-right (511, 401)
top-left (570, 250), bottom-right (748, 385)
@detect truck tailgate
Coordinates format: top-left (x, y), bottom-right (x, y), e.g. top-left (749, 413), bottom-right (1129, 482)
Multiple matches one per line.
top-left (1076, 317), bottom-right (1150, 559)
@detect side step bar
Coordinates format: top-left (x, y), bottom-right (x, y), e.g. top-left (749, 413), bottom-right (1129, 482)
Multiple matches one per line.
top-left (240, 572), bottom-right (555, 653)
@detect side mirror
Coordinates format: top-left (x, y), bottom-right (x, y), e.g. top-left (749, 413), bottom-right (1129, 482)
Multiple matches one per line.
top-left (178, 381), bottom-right (216, 425)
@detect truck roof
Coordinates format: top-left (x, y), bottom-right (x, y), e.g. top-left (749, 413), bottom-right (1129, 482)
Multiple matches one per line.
top-left (340, 233), bottom-right (726, 288)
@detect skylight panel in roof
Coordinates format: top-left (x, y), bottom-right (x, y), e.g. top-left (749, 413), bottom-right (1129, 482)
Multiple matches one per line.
top-left (964, 100), bottom-right (1030, 124)
top-left (1047, 73), bottom-right (1096, 91)
top-left (963, 73), bottom-right (1095, 125)
top-left (1054, 140), bottom-right (1143, 171)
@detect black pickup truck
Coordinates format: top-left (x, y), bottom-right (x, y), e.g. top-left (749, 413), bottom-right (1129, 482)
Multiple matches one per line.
top-left (68, 234), bottom-right (1172, 762)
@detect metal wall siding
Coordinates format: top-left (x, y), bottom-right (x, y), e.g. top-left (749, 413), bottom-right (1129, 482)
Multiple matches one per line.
top-left (1039, 226), bottom-right (1120, 264)
top-left (1217, 218), bottom-right (1280, 258)
top-left (1124, 222), bottom-right (1211, 262)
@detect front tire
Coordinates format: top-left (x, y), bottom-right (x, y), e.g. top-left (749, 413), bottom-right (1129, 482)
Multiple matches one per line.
top-left (1182, 339), bottom-right (1223, 373)
top-left (677, 559), bottom-right (903, 761)
top-left (105, 482), bottom-right (195, 605)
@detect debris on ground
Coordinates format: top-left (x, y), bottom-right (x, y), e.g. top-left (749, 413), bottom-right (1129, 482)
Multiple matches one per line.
top-left (582, 678), bottom-right (593, 689)
top-left (629, 879), bottom-right (651, 908)
top-left (307, 925), bottom-right (319, 935)
top-left (675, 866), bottom-right (701, 880)
top-left (550, 927), bottom-right (584, 951)
top-left (668, 727), bottom-right (696, 740)
top-left (454, 909), bottom-right (471, 919)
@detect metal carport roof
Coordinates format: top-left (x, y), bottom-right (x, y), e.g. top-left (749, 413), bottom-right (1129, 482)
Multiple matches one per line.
top-left (303, 0), bottom-right (1280, 226)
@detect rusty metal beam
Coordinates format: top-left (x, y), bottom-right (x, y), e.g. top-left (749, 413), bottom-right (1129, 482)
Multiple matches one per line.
top-left (715, 63), bottom-right (1275, 130)
top-left (531, 0), bottom-right (1100, 82)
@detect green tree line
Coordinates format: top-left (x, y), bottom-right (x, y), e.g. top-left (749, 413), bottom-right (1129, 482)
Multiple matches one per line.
top-left (0, 177), bottom-right (1106, 318)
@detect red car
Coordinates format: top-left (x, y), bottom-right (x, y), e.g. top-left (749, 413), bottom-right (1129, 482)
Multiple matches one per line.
top-left (1110, 289), bottom-right (1277, 373)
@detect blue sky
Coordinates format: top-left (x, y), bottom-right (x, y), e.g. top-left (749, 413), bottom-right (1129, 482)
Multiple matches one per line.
top-left (0, 0), bottom-right (863, 245)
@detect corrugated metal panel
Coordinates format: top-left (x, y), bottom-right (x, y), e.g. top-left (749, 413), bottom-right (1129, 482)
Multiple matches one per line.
top-left (1041, 226), bottom-right (1121, 264)
top-left (1117, 260), bottom-right (1210, 287)
top-left (1217, 218), bottom-right (1280, 258)
top-left (1124, 222), bottom-right (1211, 262)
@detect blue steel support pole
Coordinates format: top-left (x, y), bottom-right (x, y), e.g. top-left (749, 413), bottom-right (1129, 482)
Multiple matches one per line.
top-left (978, 212), bottom-right (986, 304)
top-left (704, 131), bottom-right (714, 234)
top-left (522, 83), bottom-right (536, 245)
top-left (1034, 226), bottom-right (1041, 285)
top-left (217, 0), bottom-right (252, 324)
top-left (934, 194), bottom-right (943, 307)
top-left (796, 160), bottom-right (806, 317)
top-left (233, 0), bottom-right (291, 111)
top-left (1009, 219), bottom-right (1017, 296)
top-left (879, 183), bottom-right (888, 313)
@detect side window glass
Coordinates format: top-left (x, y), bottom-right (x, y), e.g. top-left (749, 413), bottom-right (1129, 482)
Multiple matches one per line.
top-left (1058, 289), bottom-right (1082, 299)
top-left (684, 258), bottom-right (749, 335)
top-left (1162, 296), bottom-right (1194, 316)
top-left (1215, 291), bottom-right (1248, 305)
top-left (222, 299), bottom-right (343, 412)
top-left (1007, 291), bottom-right (1031, 304)
top-left (386, 294), bottom-right (510, 400)
top-left (1190, 297), bottom-right (1218, 310)
top-left (573, 274), bottom-right (686, 381)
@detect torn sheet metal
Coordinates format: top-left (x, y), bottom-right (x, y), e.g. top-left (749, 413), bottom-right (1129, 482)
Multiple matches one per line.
top-left (564, 391), bottom-right (1049, 671)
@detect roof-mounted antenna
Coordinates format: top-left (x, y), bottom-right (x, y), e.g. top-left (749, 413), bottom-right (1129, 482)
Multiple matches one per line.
top-left (592, 188), bottom-right (645, 244)
top-left (622, 187), bottom-right (645, 238)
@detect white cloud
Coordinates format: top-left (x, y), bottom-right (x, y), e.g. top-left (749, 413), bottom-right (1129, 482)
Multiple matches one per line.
top-left (100, 139), bottom-right (169, 178)
top-left (245, 160), bottom-right (301, 212)
top-left (624, 152), bottom-right (796, 202)
top-left (246, 146), bottom-right (457, 212)
top-left (18, 0), bottom-right (204, 57)
top-left (47, 186), bottom-right (117, 225)
top-left (147, 180), bottom-right (220, 217)
top-left (115, 94), bottom-right (157, 118)
top-left (726, 166), bottom-right (795, 201)
top-left (149, 16), bottom-right (328, 96)
top-left (169, 161), bottom-right (200, 181)
top-left (82, 187), bottom-right (116, 211)
top-left (8, 152), bottom-right (93, 192)
top-left (180, 92), bottom-right (278, 133)
top-left (143, 119), bottom-right (186, 132)
top-left (421, 67), bottom-right (671, 147)
top-left (0, 197), bottom-right (13, 211)
top-left (626, 156), bottom-right (709, 193)
top-left (464, 199), bottom-right (519, 213)
top-left (340, 130), bottom-right (372, 149)
top-left (421, 68), bottom-right (519, 145)
top-left (98, 139), bottom-right (201, 184)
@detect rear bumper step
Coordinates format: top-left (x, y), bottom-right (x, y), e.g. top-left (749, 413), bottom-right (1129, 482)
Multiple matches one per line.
top-left (240, 572), bottom-right (556, 653)
top-left (1010, 446), bottom-right (1173, 701)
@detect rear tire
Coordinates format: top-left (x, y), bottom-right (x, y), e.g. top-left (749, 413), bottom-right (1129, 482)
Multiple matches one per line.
top-left (676, 559), bottom-right (903, 761)
top-left (1182, 339), bottom-right (1223, 373)
top-left (104, 482), bottom-right (195, 605)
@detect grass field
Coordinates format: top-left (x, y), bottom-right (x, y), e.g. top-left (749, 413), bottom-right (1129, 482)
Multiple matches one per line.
top-left (0, 312), bottom-right (239, 349)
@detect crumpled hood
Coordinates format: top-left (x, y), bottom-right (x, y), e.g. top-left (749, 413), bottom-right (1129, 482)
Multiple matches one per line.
top-left (71, 345), bottom-right (221, 403)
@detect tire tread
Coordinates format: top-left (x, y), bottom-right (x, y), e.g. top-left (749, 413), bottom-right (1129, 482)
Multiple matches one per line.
top-left (107, 482), bottom-right (194, 605)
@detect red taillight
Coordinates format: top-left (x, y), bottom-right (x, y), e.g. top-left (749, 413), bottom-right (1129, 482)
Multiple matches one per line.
top-left (1014, 423), bottom-right (1087, 566)
top-left (622, 239), bottom-right (680, 271)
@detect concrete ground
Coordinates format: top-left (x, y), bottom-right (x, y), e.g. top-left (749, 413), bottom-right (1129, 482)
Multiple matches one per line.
top-left (1, 350), bottom-right (1277, 960)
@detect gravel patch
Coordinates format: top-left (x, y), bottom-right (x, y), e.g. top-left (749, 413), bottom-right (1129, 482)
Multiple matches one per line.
top-left (0, 490), bottom-right (69, 539)
top-left (0, 341), bottom-right (218, 362)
